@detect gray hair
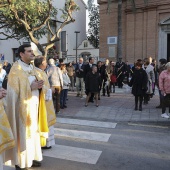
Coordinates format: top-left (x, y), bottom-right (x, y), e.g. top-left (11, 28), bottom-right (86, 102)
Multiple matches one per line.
top-left (48, 58), bottom-right (55, 65)
top-left (165, 62), bottom-right (170, 68)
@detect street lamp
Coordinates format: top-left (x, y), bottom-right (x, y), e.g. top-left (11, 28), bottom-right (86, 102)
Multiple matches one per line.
top-left (75, 31), bottom-right (80, 63)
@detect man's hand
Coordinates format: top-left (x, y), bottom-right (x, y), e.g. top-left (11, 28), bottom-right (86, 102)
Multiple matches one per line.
top-left (31, 80), bottom-right (44, 91)
top-left (0, 88), bottom-right (7, 99)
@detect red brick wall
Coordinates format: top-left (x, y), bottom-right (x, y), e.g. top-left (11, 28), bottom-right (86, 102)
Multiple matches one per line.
top-left (98, 0), bottom-right (170, 64)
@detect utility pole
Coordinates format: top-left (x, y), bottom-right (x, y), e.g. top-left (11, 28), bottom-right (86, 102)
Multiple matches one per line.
top-left (75, 31), bottom-right (80, 63)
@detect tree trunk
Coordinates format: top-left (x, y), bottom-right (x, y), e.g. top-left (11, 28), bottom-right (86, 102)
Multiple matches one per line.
top-left (117, 0), bottom-right (122, 61)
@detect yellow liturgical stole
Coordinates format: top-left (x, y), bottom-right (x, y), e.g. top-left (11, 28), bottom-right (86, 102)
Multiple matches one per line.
top-left (38, 90), bottom-right (49, 147)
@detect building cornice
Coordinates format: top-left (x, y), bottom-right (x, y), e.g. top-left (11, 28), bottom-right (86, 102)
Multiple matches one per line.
top-left (125, 5), bottom-right (158, 14)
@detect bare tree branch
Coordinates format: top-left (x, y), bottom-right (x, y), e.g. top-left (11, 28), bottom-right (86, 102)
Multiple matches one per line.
top-left (47, 21), bottom-right (55, 36)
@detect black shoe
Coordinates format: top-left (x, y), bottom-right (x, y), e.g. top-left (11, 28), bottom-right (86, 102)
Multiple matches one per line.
top-left (42, 146), bottom-right (52, 149)
top-left (108, 94), bottom-right (110, 97)
top-left (63, 105), bottom-right (67, 108)
top-left (60, 106), bottom-right (64, 109)
top-left (139, 106), bottom-right (142, 111)
top-left (15, 165), bottom-right (28, 170)
top-left (134, 107), bottom-right (138, 111)
top-left (32, 160), bottom-right (41, 167)
top-left (102, 94), bottom-right (105, 96)
top-left (98, 97), bottom-right (100, 100)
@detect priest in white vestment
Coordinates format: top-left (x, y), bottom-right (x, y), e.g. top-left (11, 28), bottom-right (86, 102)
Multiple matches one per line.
top-left (5, 44), bottom-right (45, 169)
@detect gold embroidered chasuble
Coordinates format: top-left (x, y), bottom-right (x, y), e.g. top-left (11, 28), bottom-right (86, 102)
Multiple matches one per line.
top-left (0, 99), bottom-right (15, 154)
top-left (5, 60), bottom-right (47, 167)
top-left (36, 68), bottom-right (56, 127)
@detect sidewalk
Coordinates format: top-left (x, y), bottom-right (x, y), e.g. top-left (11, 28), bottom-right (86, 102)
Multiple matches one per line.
top-left (58, 87), bottom-right (170, 124)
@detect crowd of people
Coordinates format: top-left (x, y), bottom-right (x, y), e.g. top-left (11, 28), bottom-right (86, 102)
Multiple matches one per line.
top-left (0, 43), bottom-right (170, 169)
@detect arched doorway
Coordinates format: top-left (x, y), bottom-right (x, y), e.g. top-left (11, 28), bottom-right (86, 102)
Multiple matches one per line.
top-left (159, 17), bottom-right (170, 62)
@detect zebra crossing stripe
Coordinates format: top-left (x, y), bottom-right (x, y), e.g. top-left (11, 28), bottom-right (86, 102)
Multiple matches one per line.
top-left (57, 118), bottom-right (117, 129)
top-left (55, 128), bottom-right (111, 142)
top-left (43, 144), bottom-right (102, 164)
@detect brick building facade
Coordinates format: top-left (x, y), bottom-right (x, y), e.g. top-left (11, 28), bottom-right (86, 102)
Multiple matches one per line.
top-left (98, 0), bottom-right (170, 63)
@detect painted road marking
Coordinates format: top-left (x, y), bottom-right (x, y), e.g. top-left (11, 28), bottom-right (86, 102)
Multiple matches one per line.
top-left (55, 128), bottom-right (111, 142)
top-left (128, 123), bottom-right (169, 129)
top-left (57, 118), bottom-right (117, 129)
top-left (43, 145), bottom-right (102, 164)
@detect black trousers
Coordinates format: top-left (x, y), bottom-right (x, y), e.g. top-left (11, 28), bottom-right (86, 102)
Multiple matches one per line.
top-left (162, 94), bottom-right (170, 114)
top-left (135, 95), bottom-right (143, 107)
top-left (117, 74), bottom-right (124, 88)
top-left (144, 94), bottom-right (150, 104)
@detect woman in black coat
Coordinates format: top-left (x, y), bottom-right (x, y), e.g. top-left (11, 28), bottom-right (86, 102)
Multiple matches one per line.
top-left (129, 62), bottom-right (148, 111)
top-left (85, 66), bottom-right (101, 107)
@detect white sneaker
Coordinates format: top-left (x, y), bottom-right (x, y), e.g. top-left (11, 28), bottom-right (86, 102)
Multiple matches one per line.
top-left (161, 113), bottom-right (169, 119)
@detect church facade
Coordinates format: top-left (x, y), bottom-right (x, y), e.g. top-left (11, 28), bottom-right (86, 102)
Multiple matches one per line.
top-left (98, 0), bottom-right (170, 63)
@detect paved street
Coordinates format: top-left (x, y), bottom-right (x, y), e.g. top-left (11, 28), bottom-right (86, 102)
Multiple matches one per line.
top-left (58, 87), bottom-right (170, 123)
top-left (4, 87), bottom-right (170, 170)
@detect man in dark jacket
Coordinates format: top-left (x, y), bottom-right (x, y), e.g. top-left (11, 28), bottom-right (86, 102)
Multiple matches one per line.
top-left (3, 60), bottom-right (11, 74)
top-left (115, 57), bottom-right (125, 88)
top-left (75, 57), bottom-right (85, 98)
top-left (84, 57), bottom-right (95, 80)
top-left (124, 61), bottom-right (132, 83)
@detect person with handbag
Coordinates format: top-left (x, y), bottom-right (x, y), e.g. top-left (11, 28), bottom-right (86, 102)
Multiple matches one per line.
top-left (46, 58), bottom-right (63, 114)
top-left (159, 62), bottom-right (170, 119)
